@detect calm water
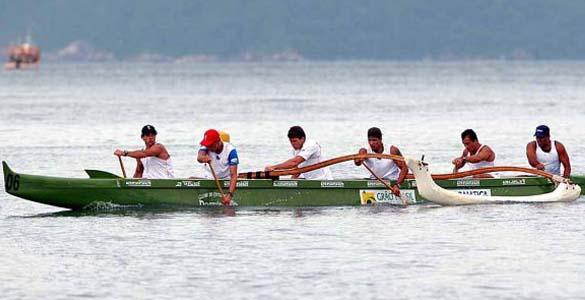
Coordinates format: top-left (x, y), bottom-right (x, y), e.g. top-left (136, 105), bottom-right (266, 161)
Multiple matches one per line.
top-left (1, 61), bottom-right (585, 299)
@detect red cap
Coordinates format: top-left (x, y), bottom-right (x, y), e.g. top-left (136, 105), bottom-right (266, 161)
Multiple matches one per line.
top-left (200, 129), bottom-right (220, 147)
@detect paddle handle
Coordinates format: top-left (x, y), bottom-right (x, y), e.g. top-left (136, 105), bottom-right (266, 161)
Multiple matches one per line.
top-left (118, 156), bottom-right (127, 178)
top-left (363, 163), bottom-right (392, 189)
top-left (208, 162), bottom-right (226, 197)
top-left (236, 152), bottom-right (559, 182)
top-left (238, 153), bottom-right (404, 178)
top-left (362, 163), bottom-right (407, 206)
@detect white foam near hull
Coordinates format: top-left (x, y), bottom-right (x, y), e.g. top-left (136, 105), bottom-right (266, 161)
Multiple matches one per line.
top-left (405, 157), bottom-right (581, 206)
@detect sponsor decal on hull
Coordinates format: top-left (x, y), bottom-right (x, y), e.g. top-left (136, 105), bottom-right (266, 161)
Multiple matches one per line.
top-left (456, 179), bottom-right (481, 187)
top-left (175, 180), bottom-right (201, 188)
top-left (454, 189), bottom-right (492, 196)
top-left (359, 189), bottom-right (492, 204)
top-left (367, 180), bottom-right (410, 188)
top-left (125, 180), bottom-right (152, 187)
top-left (197, 192), bottom-right (239, 206)
top-left (223, 181), bottom-right (249, 187)
top-left (321, 181), bottom-right (345, 188)
top-left (273, 181), bottom-right (298, 188)
top-left (502, 179), bottom-right (526, 186)
top-left (367, 181), bottom-right (385, 188)
top-left (359, 189), bottom-right (416, 205)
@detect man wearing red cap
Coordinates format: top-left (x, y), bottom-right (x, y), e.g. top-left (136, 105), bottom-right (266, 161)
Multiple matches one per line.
top-left (197, 129), bottom-right (239, 204)
top-left (526, 125), bottom-right (571, 177)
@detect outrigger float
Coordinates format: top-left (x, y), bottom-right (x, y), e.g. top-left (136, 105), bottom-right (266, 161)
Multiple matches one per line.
top-left (405, 157), bottom-right (581, 205)
top-left (3, 153), bottom-right (584, 210)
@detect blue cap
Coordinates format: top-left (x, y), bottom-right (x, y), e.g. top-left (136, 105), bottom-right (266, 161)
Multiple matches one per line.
top-left (534, 125), bottom-right (550, 138)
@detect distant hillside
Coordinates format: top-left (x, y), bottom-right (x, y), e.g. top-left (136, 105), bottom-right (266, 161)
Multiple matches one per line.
top-left (2, 0), bottom-right (585, 60)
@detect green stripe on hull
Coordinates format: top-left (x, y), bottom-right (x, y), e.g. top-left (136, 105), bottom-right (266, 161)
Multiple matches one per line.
top-left (3, 161), bottom-right (583, 210)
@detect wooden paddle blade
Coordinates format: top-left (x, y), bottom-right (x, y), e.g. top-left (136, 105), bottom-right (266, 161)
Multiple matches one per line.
top-left (85, 169), bottom-right (122, 179)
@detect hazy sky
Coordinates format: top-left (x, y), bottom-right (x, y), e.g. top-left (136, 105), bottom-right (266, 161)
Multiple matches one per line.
top-left (2, 0), bottom-right (585, 60)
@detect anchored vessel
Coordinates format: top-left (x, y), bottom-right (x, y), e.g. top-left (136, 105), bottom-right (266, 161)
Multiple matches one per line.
top-left (3, 161), bottom-right (584, 210)
top-left (4, 36), bottom-right (40, 70)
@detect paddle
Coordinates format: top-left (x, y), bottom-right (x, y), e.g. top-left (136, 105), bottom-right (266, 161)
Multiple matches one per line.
top-left (362, 163), bottom-right (408, 206)
top-left (118, 156), bottom-right (127, 178)
top-left (208, 162), bottom-right (229, 205)
top-left (239, 153), bottom-right (405, 179)
top-left (407, 166), bottom-right (565, 182)
top-left (452, 155), bottom-right (460, 174)
top-left (238, 152), bottom-right (565, 183)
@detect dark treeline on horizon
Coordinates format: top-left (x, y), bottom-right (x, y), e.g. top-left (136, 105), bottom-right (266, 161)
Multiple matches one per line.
top-left (1, 0), bottom-right (585, 60)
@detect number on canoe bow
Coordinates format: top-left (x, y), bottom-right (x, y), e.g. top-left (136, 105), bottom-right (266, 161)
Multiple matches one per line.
top-left (5, 174), bottom-right (20, 191)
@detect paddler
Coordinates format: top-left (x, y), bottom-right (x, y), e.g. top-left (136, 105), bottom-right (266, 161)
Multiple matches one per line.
top-left (197, 129), bottom-right (239, 205)
top-left (265, 126), bottom-right (333, 179)
top-left (114, 125), bottom-right (175, 179)
top-left (452, 129), bottom-right (496, 177)
top-left (526, 125), bottom-right (571, 177)
top-left (354, 127), bottom-right (408, 196)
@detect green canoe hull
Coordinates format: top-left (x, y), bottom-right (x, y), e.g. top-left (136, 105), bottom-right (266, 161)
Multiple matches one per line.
top-left (3, 161), bottom-right (584, 210)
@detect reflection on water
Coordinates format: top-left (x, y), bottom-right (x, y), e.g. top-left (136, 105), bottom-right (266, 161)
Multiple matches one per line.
top-left (17, 205), bottom-right (412, 219)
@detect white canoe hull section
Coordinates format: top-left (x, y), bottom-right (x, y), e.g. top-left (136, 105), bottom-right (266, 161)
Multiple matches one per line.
top-left (405, 157), bottom-right (581, 206)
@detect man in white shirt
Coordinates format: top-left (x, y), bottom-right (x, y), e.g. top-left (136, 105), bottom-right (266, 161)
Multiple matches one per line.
top-left (114, 125), bottom-right (175, 179)
top-left (452, 129), bottom-right (496, 178)
top-left (354, 127), bottom-right (407, 196)
top-left (197, 129), bottom-right (239, 205)
top-left (265, 126), bottom-right (333, 180)
top-left (526, 125), bottom-right (571, 177)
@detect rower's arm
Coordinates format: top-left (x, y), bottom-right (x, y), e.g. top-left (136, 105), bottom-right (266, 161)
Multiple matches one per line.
top-left (452, 149), bottom-right (469, 170)
top-left (556, 142), bottom-right (571, 177)
top-left (133, 158), bottom-right (144, 178)
top-left (354, 148), bottom-right (367, 166)
top-left (390, 146), bottom-right (407, 186)
top-left (228, 165), bottom-right (238, 195)
top-left (526, 142), bottom-right (541, 168)
top-left (127, 144), bottom-right (163, 159)
top-left (197, 149), bottom-right (210, 163)
top-left (269, 156), bottom-right (305, 170)
top-left (465, 147), bottom-right (493, 163)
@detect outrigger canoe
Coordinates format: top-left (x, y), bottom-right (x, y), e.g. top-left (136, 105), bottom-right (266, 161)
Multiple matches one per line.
top-left (3, 161), bottom-right (585, 210)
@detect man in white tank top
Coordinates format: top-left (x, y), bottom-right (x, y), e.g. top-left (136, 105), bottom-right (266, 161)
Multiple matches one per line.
top-left (264, 126), bottom-right (333, 180)
top-left (354, 127), bottom-right (407, 196)
top-left (452, 129), bottom-right (496, 178)
top-left (114, 125), bottom-right (175, 179)
top-left (526, 125), bottom-right (571, 177)
top-left (198, 129), bottom-right (239, 205)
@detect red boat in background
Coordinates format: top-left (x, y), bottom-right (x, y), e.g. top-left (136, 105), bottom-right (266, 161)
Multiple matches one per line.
top-left (5, 36), bottom-right (40, 70)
